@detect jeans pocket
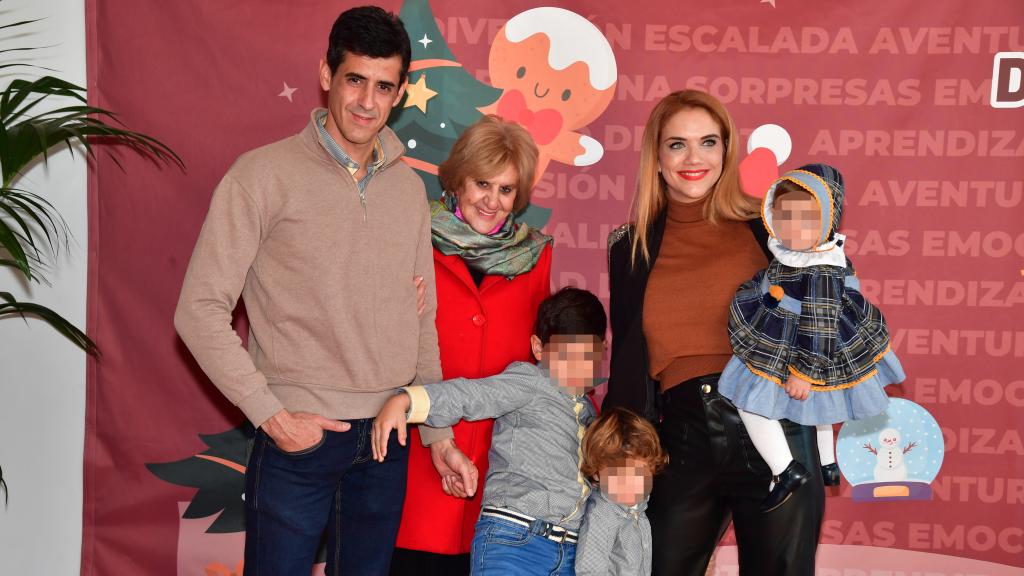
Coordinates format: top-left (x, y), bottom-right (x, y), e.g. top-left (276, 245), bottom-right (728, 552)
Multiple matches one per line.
top-left (486, 521), bottom-right (533, 547)
top-left (266, 429), bottom-right (327, 457)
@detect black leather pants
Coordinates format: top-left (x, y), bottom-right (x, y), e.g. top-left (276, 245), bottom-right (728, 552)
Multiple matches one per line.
top-left (648, 374), bottom-right (825, 576)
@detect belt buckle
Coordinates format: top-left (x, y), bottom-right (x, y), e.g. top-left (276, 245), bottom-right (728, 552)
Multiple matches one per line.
top-left (540, 522), bottom-right (567, 543)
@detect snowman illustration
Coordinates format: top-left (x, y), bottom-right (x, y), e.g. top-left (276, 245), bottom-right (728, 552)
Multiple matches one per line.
top-left (864, 428), bottom-right (918, 482)
top-left (836, 398), bottom-right (941, 502)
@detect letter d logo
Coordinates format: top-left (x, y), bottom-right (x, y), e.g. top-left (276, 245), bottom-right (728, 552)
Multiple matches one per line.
top-left (991, 52), bottom-right (1024, 109)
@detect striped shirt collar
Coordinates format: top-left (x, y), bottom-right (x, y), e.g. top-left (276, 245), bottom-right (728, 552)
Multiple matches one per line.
top-left (314, 109), bottom-right (386, 177)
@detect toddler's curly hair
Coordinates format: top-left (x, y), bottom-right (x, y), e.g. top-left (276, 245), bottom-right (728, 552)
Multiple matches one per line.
top-left (581, 406), bottom-right (668, 482)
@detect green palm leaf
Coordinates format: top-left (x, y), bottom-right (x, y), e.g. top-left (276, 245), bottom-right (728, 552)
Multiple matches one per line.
top-left (0, 18), bottom-right (47, 32)
top-left (0, 17), bottom-right (183, 355)
top-left (0, 291), bottom-right (96, 352)
top-left (0, 5), bottom-right (182, 503)
top-left (0, 77), bottom-right (183, 187)
top-left (0, 187), bottom-right (67, 279)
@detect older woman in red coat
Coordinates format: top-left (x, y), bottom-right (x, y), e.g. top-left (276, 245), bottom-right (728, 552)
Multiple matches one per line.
top-left (390, 115), bottom-right (552, 576)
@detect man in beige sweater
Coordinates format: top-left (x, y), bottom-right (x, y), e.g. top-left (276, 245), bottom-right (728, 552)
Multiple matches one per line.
top-left (174, 7), bottom-right (476, 575)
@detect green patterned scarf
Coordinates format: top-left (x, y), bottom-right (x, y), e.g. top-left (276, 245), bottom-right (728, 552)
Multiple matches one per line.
top-left (430, 195), bottom-right (552, 279)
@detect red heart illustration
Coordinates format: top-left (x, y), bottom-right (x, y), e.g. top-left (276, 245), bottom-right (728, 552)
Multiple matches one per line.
top-left (496, 90), bottom-right (564, 146)
top-left (739, 147), bottom-right (779, 199)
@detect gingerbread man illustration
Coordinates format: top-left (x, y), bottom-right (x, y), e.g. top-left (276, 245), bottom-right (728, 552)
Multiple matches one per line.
top-left (483, 7), bottom-right (618, 181)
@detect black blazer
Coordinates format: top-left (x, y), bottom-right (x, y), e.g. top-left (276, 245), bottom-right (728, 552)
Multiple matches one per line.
top-left (604, 210), bottom-right (772, 421)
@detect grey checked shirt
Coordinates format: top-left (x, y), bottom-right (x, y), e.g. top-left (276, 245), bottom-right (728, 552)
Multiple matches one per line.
top-left (405, 361), bottom-right (596, 530)
top-left (575, 491), bottom-right (652, 576)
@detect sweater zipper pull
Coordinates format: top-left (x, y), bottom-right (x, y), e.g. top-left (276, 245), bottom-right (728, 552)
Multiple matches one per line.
top-left (359, 189), bottom-right (367, 222)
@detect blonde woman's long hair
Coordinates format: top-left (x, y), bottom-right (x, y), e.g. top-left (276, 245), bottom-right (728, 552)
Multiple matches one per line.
top-left (629, 90), bottom-right (759, 267)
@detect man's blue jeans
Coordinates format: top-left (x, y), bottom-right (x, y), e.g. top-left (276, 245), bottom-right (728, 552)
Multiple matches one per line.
top-left (470, 515), bottom-right (577, 575)
top-left (243, 418), bottom-right (408, 576)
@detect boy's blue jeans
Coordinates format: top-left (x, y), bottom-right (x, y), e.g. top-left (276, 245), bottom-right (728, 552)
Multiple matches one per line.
top-left (470, 515), bottom-right (577, 575)
top-left (243, 418), bottom-right (408, 576)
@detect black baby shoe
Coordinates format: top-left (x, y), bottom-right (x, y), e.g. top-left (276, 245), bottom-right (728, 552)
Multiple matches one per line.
top-left (821, 463), bottom-right (840, 486)
top-left (761, 460), bottom-right (810, 513)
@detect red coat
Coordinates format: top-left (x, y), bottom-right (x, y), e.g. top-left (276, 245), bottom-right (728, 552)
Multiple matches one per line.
top-left (395, 244), bottom-right (552, 554)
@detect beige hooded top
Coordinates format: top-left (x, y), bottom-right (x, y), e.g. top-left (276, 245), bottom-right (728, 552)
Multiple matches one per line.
top-left (174, 109), bottom-right (445, 440)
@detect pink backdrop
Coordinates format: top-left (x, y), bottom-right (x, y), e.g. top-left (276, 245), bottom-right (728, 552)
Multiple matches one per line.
top-left (83, 1), bottom-right (1024, 574)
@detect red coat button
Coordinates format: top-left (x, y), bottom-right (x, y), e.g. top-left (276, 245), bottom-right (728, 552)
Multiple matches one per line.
top-left (471, 314), bottom-right (486, 327)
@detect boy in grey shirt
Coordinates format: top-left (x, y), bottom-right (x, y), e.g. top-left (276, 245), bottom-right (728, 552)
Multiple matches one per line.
top-left (576, 407), bottom-right (668, 576)
top-left (373, 287), bottom-right (606, 575)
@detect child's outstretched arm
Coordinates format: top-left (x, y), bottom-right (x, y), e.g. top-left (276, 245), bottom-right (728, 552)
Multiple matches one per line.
top-left (372, 393), bottom-right (479, 498)
top-left (408, 362), bottom-right (543, 427)
top-left (372, 392), bottom-right (411, 462)
top-left (792, 268), bottom-right (844, 389)
top-left (372, 363), bottom-right (540, 460)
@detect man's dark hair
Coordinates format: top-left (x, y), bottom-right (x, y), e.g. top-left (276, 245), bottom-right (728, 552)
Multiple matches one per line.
top-left (534, 287), bottom-right (607, 344)
top-left (327, 6), bottom-right (412, 83)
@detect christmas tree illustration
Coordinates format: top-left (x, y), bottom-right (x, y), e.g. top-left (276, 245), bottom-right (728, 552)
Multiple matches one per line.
top-left (149, 424), bottom-right (332, 562)
top-left (388, 0), bottom-right (501, 201)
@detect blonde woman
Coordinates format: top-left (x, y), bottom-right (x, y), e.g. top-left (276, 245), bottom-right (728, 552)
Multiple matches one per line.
top-left (604, 90), bottom-right (825, 575)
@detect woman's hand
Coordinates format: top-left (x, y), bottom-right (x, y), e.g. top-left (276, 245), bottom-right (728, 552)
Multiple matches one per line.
top-left (784, 373), bottom-right (812, 401)
top-left (372, 393), bottom-right (412, 462)
top-left (429, 438), bottom-right (479, 499)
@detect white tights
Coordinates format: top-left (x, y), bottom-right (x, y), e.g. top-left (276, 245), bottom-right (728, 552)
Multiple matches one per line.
top-left (738, 409), bottom-right (835, 476)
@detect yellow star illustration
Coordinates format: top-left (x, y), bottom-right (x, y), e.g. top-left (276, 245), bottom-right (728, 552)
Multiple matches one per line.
top-left (403, 74), bottom-right (437, 114)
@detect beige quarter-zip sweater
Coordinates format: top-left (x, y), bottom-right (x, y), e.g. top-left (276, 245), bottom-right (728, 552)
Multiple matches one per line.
top-left (175, 109), bottom-right (443, 435)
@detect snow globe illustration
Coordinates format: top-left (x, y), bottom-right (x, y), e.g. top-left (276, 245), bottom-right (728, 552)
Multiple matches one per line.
top-left (836, 398), bottom-right (943, 501)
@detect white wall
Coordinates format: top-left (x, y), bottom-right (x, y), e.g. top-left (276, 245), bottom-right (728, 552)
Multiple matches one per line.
top-left (0, 0), bottom-right (88, 574)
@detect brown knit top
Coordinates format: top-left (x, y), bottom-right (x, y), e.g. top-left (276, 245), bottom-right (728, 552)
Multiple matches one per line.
top-left (643, 195), bottom-right (768, 392)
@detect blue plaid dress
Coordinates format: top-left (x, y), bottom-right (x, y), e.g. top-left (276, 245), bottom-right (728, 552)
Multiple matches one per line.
top-left (718, 259), bottom-right (905, 426)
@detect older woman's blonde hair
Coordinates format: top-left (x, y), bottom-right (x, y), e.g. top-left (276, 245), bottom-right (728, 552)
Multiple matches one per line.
top-left (438, 115), bottom-right (539, 214)
top-left (630, 90), bottom-right (759, 266)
